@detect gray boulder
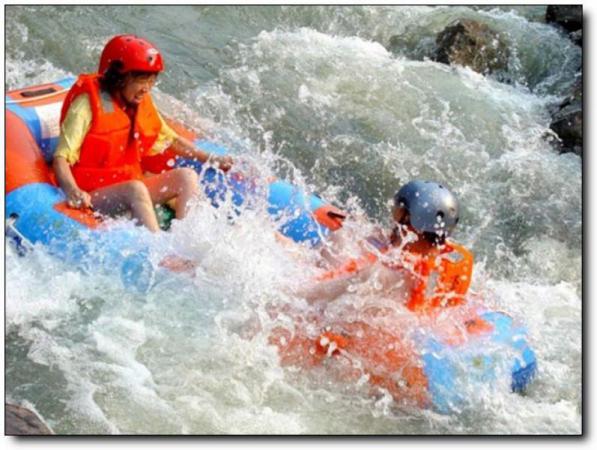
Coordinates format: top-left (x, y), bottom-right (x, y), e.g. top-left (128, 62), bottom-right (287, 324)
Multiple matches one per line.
top-left (5, 403), bottom-right (53, 435)
top-left (432, 19), bottom-right (510, 76)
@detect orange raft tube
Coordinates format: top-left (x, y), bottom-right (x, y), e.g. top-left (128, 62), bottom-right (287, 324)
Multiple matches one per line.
top-left (268, 242), bottom-right (537, 412)
top-left (270, 303), bottom-right (537, 412)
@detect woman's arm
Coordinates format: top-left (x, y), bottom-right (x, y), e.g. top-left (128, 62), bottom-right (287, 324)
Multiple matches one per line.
top-left (169, 135), bottom-right (233, 172)
top-left (53, 156), bottom-right (92, 209)
top-left (52, 94), bottom-right (94, 209)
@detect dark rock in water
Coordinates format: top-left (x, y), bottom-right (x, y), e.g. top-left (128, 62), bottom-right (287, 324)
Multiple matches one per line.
top-left (550, 103), bottom-right (582, 156)
top-left (432, 19), bottom-right (509, 76)
top-left (543, 5), bottom-right (582, 157)
top-left (549, 78), bottom-right (582, 156)
top-left (546, 5), bottom-right (582, 33)
top-left (569, 29), bottom-right (582, 47)
top-left (5, 403), bottom-right (53, 435)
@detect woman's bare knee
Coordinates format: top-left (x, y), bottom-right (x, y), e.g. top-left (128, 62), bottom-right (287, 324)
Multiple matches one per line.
top-left (175, 167), bottom-right (199, 189)
top-left (125, 180), bottom-right (152, 204)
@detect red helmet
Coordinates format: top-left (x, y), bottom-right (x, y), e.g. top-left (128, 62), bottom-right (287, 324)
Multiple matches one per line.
top-left (98, 34), bottom-right (164, 75)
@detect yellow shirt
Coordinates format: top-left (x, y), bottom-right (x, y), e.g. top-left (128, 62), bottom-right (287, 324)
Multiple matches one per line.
top-left (54, 93), bottom-right (178, 165)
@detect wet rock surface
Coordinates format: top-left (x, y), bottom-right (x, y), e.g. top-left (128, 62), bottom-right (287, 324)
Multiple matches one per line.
top-left (546, 5), bottom-right (582, 33)
top-left (549, 78), bottom-right (582, 156)
top-left (545, 5), bottom-right (582, 46)
top-left (5, 403), bottom-right (53, 435)
top-left (432, 19), bottom-right (510, 76)
top-left (544, 6), bottom-right (582, 156)
top-left (569, 29), bottom-right (582, 47)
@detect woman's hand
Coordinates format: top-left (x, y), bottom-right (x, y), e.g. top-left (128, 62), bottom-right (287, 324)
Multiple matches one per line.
top-left (169, 136), bottom-right (234, 172)
top-left (53, 156), bottom-right (92, 209)
top-left (209, 154), bottom-right (233, 172)
top-left (65, 187), bottom-right (92, 209)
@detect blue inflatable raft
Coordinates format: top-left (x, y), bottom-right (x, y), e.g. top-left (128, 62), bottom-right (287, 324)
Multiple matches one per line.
top-left (5, 78), bottom-right (537, 412)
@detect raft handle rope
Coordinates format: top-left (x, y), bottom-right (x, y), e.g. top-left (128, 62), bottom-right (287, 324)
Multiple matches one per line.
top-left (6, 86), bottom-right (68, 105)
top-left (20, 87), bottom-right (57, 98)
top-left (327, 210), bottom-right (347, 220)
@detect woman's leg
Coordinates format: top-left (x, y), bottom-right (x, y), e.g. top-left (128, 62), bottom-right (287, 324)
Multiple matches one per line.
top-left (143, 168), bottom-right (199, 219)
top-left (90, 180), bottom-right (160, 232)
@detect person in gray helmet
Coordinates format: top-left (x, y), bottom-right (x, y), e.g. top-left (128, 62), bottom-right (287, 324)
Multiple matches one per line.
top-left (296, 180), bottom-right (474, 311)
top-left (391, 180), bottom-right (459, 244)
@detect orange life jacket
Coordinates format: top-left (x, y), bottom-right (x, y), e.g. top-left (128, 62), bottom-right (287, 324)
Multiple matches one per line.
top-left (405, 241), bottom-right (473, 312)
top-left (60, 74), bottom-right (162, 192)
top-left (316, 238), bottom-right (474, 313)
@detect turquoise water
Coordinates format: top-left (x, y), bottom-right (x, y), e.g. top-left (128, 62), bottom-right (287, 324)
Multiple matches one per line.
top-left (5, 5), bottom-right (581, 434)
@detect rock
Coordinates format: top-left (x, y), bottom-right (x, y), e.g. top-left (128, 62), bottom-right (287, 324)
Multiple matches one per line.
top-left (567, 77), bottom-right (582, 105)
top-left (549, 77), bottom-right (582, 156)
top-left (550, 102), bottom-right (582, 157)
top-left (5, 403), bottom-right (53, 435)
top-left (546, 5), bottom-right (582, 33)
top-left (570, 29), bottom-right (582, 47)
top-left (432, 19), bottom-right (510, 76)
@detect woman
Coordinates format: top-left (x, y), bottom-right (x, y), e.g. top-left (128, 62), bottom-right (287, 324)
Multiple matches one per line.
top-left (297, 180), bottom-right (474, 311)
top-left (53, 34), bottom-right (232, 232)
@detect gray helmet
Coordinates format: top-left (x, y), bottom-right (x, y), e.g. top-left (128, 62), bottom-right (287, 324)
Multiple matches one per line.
top-left (394, 180), bottom-right (459, 237)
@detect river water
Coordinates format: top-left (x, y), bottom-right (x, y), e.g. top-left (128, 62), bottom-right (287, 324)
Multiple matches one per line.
top-left (5, 5), bottom-right (582, 435)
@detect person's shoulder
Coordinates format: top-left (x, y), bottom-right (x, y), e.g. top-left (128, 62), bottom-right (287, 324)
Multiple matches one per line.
top-left (69, 92), bottom-right (91, 111)
top-left (63, 93), bottom-right (92, 126)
